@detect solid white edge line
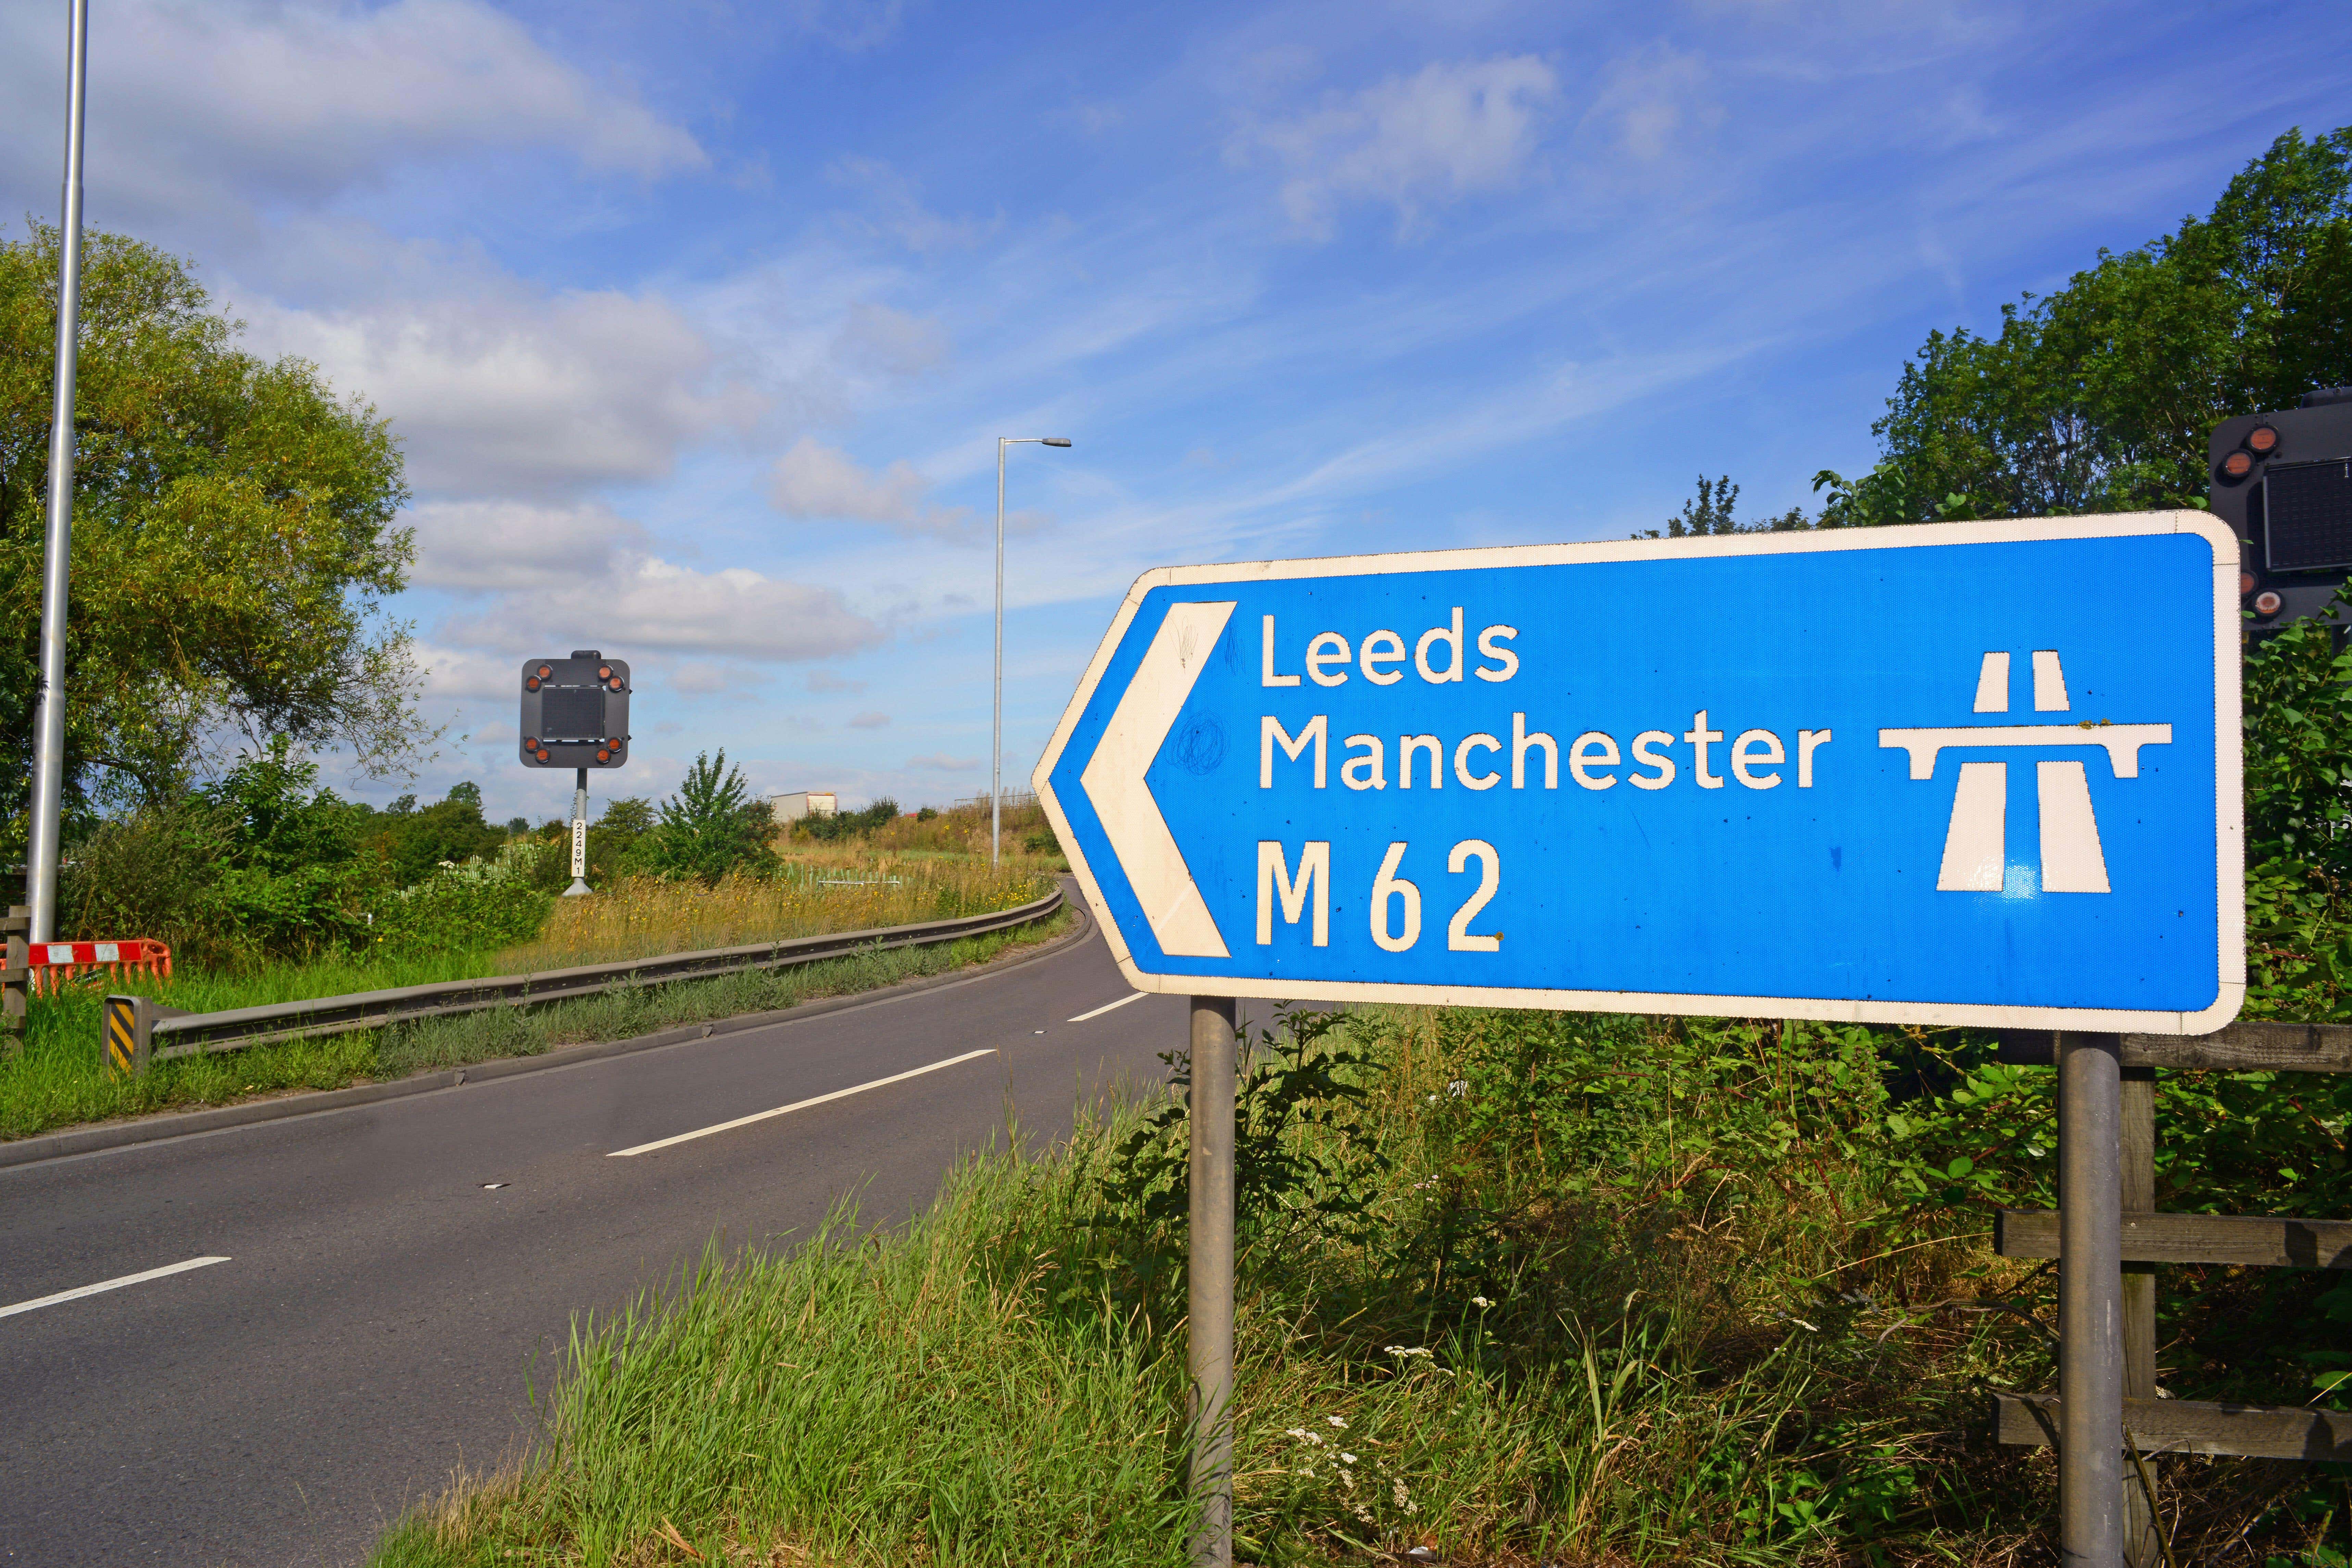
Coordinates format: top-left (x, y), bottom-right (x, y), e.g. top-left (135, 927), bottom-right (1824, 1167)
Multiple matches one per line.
top-left (607, 1049), bottom-right (998, 1157)
top-left (1068, 992), bottom-right (1147, 1024)
top-left (0, 1255), bottom-right (231, 1320)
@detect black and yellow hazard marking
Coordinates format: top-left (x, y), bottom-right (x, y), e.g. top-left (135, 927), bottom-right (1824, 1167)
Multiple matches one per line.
top-left (103, 997), bottom-right (137, 1076)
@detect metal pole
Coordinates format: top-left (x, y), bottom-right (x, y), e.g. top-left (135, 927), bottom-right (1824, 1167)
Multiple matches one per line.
top-left (992, 438), bottom-right (1006, 867)
top-left (564, 768), bottom-right (590, 896)
top-left (2058, 1031), bottom-right (2124, 1567)
top-left (26, 0), bottom-right (91, 944)
top-left (2120, 1066), bottom-right (2161, 1567)
top-left (1187, 995), bottom-right (1237, 1568)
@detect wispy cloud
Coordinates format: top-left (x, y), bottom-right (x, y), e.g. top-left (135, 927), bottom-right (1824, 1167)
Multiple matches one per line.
top-left (1234, 55), bottom-right (1561, 239)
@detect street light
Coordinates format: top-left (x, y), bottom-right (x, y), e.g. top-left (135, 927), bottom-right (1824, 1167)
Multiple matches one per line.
top-left (994, 436), bottom-right (1071, 866)
top-left (26, 0), bottom-right (90, 943)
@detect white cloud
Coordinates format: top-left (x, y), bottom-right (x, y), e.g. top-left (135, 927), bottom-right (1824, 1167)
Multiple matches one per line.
top-left (669, 662), bottom-right (774, 694)
top-left (247, 280), bottom-right (764, 499)
top-left (768, 438), bottom-right (972, 537)
top-left (415, 643), bottom-right (520, 702)
top-left (1579, 47), bottom-right (1716, 164)
top-left (806, 670), bottom-right (867, 694)
top-left (785, 0), bottom-right (907, 51)
top-left (405, 499), bottom-right (646, 590)
top-left (847, 711), bottom-right (891, 729)
top-left (0, 0), bottom-right (702, 230)
top-left (833, 303), bottom-right (949, 378)
top-left (906, 753), bottom-right (980, 771)
top-left (827, 156), bottom-right (998, 253)
top-left (1237, 56), bottom-right (1561, 239)
top-left (449, 555), bottom-right (884, 663)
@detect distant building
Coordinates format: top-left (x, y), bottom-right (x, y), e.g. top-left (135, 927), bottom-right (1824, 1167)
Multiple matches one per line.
top-left (769, 790), bottom-right (838, 824)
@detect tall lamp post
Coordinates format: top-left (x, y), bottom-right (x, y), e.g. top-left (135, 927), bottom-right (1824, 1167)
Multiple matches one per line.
top-left (993, 435), bottom-right (1070, 866)
top-left (27, 0), bottom-right (91, 943)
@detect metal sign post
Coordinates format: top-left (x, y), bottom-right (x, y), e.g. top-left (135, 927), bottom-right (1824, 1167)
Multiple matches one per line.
top-left (1187, 996), bottom-right (1237, 1568)
top-left (1034, 513), bottom-right (2245, 1567)
top-left (2058, 1032), bottom-right (2124, 1563)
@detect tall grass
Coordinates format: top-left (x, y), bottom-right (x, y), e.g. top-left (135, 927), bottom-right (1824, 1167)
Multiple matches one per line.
top-left (374, 1003), bottom-right (2352, 1566)
top-left (504, 861), bottom-right (1050, 970)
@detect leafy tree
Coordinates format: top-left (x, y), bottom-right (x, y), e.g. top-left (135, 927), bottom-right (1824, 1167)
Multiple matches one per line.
top-left (587, 794), bottom-right (657, 886)
top-left (1819, 126), bottom-right (2352, 526)
top-left (2237, 601), bottom-right (2352, 1015)
top-left (360, 780), bottom-right (506, 887)
top-left (0, 224), bottom-right (426, 847)
top-left (1632, 475), bottom-right (1811, 539)
top-left (648, 752), bottom-right (778, 885)
top-left (194, 739), bottom-right (383, 962)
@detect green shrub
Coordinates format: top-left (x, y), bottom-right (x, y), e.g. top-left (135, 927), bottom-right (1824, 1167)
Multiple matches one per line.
top-left (374, 842), bottom-right (557, 957)
top-left (646, 752), bottom-right (779, 884)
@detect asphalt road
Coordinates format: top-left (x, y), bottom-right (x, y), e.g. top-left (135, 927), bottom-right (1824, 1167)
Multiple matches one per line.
top-left (0, 911), bottom-right (1197, 1566)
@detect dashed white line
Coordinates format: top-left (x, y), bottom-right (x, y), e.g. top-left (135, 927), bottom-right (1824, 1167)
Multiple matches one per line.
top-left (1068, 992), bottom-right (1147, 1024)
top-left (606, 1049), bottom-right (998, 1157)
top-left (0, 1256), bottom-right (231, 1321)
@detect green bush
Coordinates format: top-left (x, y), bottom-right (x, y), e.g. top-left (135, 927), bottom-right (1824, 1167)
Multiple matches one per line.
top-left (373, 841), bottom-right (558, 958)
top-left (645, 751), bottom-right (779, 884)
top-left (792, 795), bottom-right (899, 843)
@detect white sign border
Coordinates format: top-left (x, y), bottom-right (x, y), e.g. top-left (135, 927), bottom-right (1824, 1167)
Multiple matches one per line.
top-left (1034, 510), bottom-right (2246, 1037)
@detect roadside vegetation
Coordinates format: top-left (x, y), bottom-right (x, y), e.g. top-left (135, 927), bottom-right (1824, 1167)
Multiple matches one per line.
top-left (0, 910), bottom-right (1069, 1143)
top-left (375, 993), bottom-right (2348, 1567)
top-left (378, 127), bottom-right (2352, 1567)
top-left (0, 743), bottom-right (1059, 1141)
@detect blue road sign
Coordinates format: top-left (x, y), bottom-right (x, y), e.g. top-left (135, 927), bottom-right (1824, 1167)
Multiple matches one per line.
top-left (1034, 514), bottom-right (2244, 1033)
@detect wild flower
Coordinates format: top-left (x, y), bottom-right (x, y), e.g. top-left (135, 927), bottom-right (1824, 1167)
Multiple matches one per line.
top-left (1326, 1416), bottom-right (1347, 1429)
top-left (1384, 1345), bottom-right (1434, 1359)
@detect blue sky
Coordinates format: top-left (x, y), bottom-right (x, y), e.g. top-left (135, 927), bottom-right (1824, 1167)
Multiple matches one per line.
top-left (4, 0), bottom-right (2349, 826)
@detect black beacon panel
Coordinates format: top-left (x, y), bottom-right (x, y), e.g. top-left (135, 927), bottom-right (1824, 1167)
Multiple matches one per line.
top-left (2210, 389), bottom-right (2352, 633)
top-left (518, 651), bottom-right (630, 768)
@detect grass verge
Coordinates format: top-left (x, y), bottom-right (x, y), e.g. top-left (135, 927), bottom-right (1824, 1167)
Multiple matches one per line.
top-left (372, 1002), bottom-right (2350, 1568)
top-left (0, 910), bottom-right (1071, 1142)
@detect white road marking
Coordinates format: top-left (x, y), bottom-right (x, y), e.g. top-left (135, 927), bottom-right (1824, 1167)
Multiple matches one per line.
top-left (0, 1255), bottom-right (230, 1321)
top-left (607, 1049), bottom-right (998, 1157)
top-left (1068, 992), bottom-right (1146, 1023)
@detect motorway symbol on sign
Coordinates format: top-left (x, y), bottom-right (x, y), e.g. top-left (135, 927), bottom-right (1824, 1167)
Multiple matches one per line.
top-left (1034, 512), bottom-right (2245, 1033)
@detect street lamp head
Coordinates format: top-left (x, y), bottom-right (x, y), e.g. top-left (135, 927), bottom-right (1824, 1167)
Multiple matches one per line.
top-left (1042, 437), bottom-right (1072, 447)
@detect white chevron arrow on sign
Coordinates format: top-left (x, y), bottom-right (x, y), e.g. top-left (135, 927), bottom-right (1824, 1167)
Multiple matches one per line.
top-left (1079, 600), bottom-right (1234, 958)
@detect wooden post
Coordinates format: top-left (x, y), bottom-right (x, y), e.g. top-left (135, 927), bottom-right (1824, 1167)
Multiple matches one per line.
top-left (2121, 1066), bottom-right (2160, 1567)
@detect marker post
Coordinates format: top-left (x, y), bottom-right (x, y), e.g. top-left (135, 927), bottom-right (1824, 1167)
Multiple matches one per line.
top-left (566, 768), bottom-right (591, 897)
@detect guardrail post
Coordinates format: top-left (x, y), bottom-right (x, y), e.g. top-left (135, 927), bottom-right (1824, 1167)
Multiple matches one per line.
top-left (1187, 994), bottom-right (1237, 1568)
top-left (2059, 1031), bottom-right (2124, 1567)
top-left (101, 994), bottom-right (153, 1077)
top-left (2, 905), bottom-right (26, 1056)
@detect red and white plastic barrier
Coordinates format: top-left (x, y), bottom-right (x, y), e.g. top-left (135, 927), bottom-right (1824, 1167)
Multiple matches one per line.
top-left (27, 938), bottom-right (172, 996)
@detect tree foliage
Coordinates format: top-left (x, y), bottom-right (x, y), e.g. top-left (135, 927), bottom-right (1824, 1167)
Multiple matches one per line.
top-left (1818, 126), bottom-right (2352, 527)
top-left (1633, 474), bottom-right (1811, 538)
top-left (648, 750), bottom-right (779, 885)
top-left (0, 224), bottom-right (425, 843)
